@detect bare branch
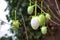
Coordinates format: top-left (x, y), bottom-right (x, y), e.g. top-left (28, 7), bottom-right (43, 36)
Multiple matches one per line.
top-left (50, 19), bottom-right (60, 25)
top-left (54, 7), bottom-right (60, 17)
top-left (55, 0), bottom-right (60, 15)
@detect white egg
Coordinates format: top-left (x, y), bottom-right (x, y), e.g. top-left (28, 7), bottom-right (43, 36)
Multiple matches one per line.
top-left (31, 17), bottom-right (40, 30)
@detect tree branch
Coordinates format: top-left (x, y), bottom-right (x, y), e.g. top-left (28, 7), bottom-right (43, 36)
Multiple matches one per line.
top-left (55, 0), bottom-right (60, 15)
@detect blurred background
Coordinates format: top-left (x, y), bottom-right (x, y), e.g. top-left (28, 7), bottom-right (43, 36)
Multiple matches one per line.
top-left (0, 0), bottom-right (60, 40)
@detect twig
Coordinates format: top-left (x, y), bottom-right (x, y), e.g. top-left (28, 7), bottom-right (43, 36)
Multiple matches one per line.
top-left (55, 0), bottom-right (60, 15)
top-left (21, 14), bottom-right (28, 40)
top-left (50, 19), bottom-right (60, 25)
top-left (54, 7), bottom-right (60, 17)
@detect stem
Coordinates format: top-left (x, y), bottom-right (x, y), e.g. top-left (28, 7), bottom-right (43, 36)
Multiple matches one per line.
top-left (15, 10), bottom-right (16, 20)
top-left (41, 1), bottom-right (43, 13)
top-left (29, 0), bottom-right (31, 6)
top-left (35, 0), bottom-right (37, 16)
